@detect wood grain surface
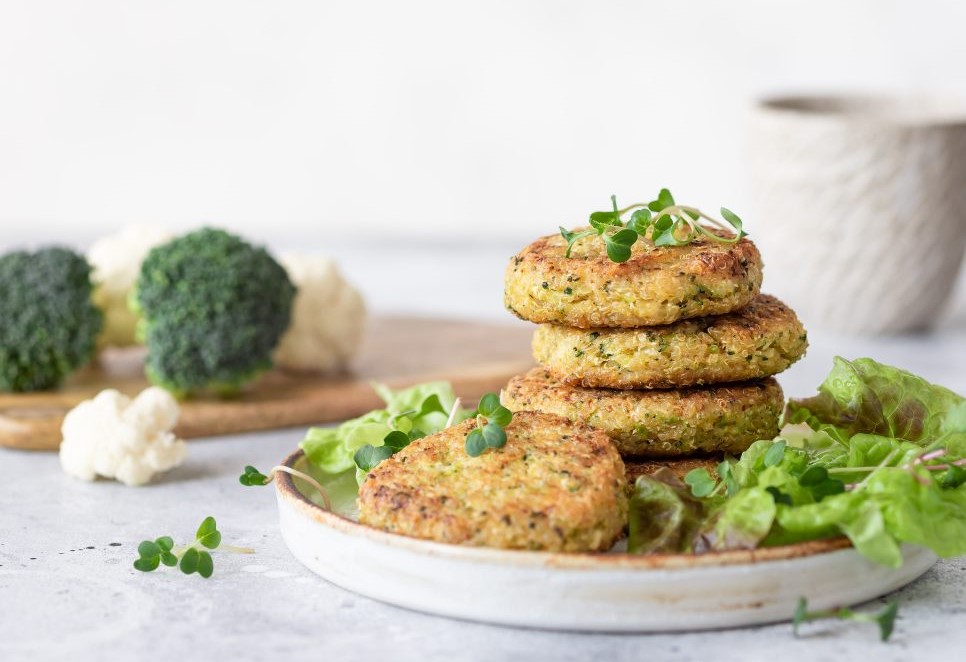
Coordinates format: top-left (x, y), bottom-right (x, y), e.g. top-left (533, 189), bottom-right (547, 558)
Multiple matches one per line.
top-left (0, 316), bottom-right (534, 452)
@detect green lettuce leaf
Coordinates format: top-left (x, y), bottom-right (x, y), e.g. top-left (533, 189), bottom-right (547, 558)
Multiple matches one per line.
top-left (696, 487), bottom-right (776, 552)
top-left (300, 381), bottom-right (466, 481)
top-left (675, 357), bottom-right (966, 567)
top-left (787, 357), bottom-right (965, 446)
top-left (769, 488), bottom-right (899, 566)
top-left (628, 469), bottom-right (706, 553)
top-left (865, 469), bottom-right (966, 558)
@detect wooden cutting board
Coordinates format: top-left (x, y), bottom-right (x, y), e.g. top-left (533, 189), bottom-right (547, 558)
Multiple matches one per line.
top-left (0, 317), bottom-right (534, 452)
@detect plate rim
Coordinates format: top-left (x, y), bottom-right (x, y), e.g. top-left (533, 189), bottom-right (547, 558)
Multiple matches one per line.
top-left (276, 448), bottom-right (854, 571)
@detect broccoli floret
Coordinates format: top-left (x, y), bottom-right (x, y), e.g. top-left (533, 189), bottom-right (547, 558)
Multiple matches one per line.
top-left (133, 228), bottom-right (296, 397)
top-left (0, 248), bottom-right (103, 392)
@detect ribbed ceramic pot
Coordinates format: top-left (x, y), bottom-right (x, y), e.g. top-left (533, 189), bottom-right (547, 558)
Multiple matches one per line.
top-left (748, 95), bottom-right (966, 334)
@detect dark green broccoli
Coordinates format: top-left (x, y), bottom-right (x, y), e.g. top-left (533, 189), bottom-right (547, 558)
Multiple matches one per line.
top-left (0, 247), bottom-right (103, 392)
top-left (133, 228), bottom-right (296, 397)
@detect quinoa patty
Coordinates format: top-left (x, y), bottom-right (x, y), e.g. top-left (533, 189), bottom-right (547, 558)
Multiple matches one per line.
top-left (532, 294), bottom-right (807, 389)
top-left (503, 368), bottom-right (784, 457)
top-left (357, 411), bottom-right (628, 552)
top-left (505, 228), bottom-right (763, 328)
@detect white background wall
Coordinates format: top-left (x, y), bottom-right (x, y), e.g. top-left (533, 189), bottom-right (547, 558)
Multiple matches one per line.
top-left (2, 0), bottom-right (965, 251)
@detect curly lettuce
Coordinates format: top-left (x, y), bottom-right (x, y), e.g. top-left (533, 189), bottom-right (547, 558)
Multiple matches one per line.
top-left (300, 381), bottom-right (468, 484)
top-left (629, 357), bottom-right (966, 567)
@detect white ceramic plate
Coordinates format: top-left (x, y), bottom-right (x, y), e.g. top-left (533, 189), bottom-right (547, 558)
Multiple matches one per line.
top-left (275, 450), bottom-right (936, 632)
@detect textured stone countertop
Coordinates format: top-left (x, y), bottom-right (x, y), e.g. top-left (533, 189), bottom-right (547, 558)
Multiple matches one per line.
top-left (2, 245), bottom-right (965, 662)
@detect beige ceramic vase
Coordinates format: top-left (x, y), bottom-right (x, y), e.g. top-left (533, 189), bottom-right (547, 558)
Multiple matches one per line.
top-left (748, 96), bottom-right (966, 334)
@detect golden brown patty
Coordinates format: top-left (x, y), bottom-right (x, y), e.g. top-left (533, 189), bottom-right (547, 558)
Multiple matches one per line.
top-left (503, 368), bottom-right (784, 457)
top-left (504, 228), bottom-right (763, 328)
top-left (357, 411), bottom-right (628, 552)
top-left (532, 294), bottom-right (807, 389)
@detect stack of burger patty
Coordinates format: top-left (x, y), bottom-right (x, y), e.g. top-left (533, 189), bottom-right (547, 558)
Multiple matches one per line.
top-left (502, 228), bottom-right (807, 464)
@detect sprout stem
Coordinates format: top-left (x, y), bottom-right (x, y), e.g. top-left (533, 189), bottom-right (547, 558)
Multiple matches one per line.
top-left (446, 397), bottom-right (462, 428)
top-left (221, 544), bottom-right (255, 554)
top-left (265, 466), bottom-right (332, 511)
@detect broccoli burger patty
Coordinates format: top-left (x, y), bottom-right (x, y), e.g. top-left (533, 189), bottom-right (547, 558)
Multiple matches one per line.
top-left (533, 294), bottom-right (807, 389)
top-left (357, 411), bottom-right (628, 552)
top-left (503, 369), bottom-right (784, 457)
top-left (505, 228), bottom-right (762, 328)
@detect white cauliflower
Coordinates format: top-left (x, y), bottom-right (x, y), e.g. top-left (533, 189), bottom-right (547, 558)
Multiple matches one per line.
top-left (273, 254), bottom-right (367, 373)
top-left (87, 225), bottom-right (173, 347)
top-left (59, 387), bottom-right (187, 486)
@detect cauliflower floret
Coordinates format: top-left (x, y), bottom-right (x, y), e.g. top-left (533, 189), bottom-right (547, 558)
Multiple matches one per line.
top-left (87, 225), bottom-right (173, 347)
top-left (272, 254), bottom-right (366, 373)
top-left (59, 386), bottom-right (187, 486)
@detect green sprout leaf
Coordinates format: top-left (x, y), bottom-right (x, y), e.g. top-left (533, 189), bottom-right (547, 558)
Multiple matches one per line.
top-left (651, 215), bottom-right (687, 247)
top-left (138, 540), bottom-right (161, 559)
top-left (416, 394), bottom-right (448, 418)
top-left (353, 444), bottom-right (394, 472)
top-left (628, 208), bottom-right (652, 234)
top-left (465, 392), bottom-right (513, 457)
top-left (487, 406), bottom-right (512, 427)
top-left (765, 486), bottom-right (793, 506)
top-left (603, 228), bottom-right (639, 263)
top-left (382, 430), bottom-right (412, 452)
top-left (465, 428), bottom-right (487, 457)
top-left (763, 440), bottom-right (787, 467)
top-left (239, 465), bottom-right (269, 487)
top-left (477, 393), bottom-right (502, 417)
top-left (940, 464), bottom-right (966, 488)
top-left (179, 547), bottom-right (200, 575)
top-left (478, 393), bottom-right (512, 426)
top-left (684, 468), bottom-right (717, 498)
top-left (648, 188), bottom-right (676, 212)
top-left (160, 552), bottom-right (178, 567)
top-left (559, 227), bottom-right (596, 257)
top-left (588, 212), bottom-right (621, 233)
top-left (799, 465), bottom-right (829, 486)
top-left (197, 551), bottom-right (214, 579)
top-left (793, 597), bottom-right (899, 642)
top-left (793, 597), bottom-right (809, 630)
top-left (717, 461), bottom-right (739, 496)
top-left (720, 207), bottom-right (747, 238)
top-left (196, 517), bottom-right (222, 550)
top-left (133, 555), bottom-right (160, 572)
top-left (481, 423), bottom-right (507, 449)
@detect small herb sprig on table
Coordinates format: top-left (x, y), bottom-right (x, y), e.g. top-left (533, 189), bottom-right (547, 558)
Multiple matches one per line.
top-left (240, 464), bottom-right (333, 511)
top-left (793, 597), bottom-right (899, 642)
top-left (133, 516), bottom-right (252, 579)
top-left (560, 188), bottom-right (747, 263)
top-left (465, 393), bottom-right (513, 457)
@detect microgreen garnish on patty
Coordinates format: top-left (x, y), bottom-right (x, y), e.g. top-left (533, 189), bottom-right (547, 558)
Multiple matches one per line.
top-left (465, 393), bottom-right (513, 457)
top-left (560, 188), bottom-right (748, 263)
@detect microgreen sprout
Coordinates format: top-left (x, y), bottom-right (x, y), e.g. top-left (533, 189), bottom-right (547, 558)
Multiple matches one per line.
top-left (239, 464), bottom-right (332, 511)
top-left (827, 447), bottom-right (966, 491)
top-left (684, 458), bottom-right (743, 499)
top-left (560, 188), bottom-right (748, 262)
top-left (133, 516), bottom-right (252, 579)
top-left (684, 440), bottom-right (844, 502)
top-left (793, 597), bottom-right (899, 642)
top-left (465, 393), bottom-right (513, 457)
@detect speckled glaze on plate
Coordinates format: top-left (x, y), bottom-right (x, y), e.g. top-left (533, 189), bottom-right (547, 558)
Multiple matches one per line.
top-left (275, 449), bottom-right (936, 632)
